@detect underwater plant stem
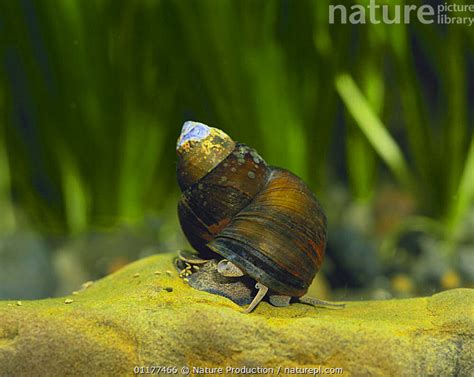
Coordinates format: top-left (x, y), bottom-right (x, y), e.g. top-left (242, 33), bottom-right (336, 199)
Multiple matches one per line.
top-left (0, 124), bottom-right (16, 233)
top-left (335, 73), bottom-right (413, 191)
top-left (444, 137), bottom-right (474, 253)
top-left (58, 146), bottom-right (89, 235)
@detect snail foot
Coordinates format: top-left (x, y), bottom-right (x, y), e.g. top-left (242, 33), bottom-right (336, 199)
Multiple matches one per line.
top-left (178, 258), bottom-right (256, 306)
top-left (297, 296), bottom-right (345, 309)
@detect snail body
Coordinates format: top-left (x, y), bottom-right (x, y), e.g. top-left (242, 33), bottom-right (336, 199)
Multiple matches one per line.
top-left (176, 121), bottom-right (343, 312)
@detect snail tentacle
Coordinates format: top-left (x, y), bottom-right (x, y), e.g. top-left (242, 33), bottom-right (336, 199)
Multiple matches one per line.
top-left (298, 296), bottom-right (345, 309)
top-left (177, 250), bottom-right (208, 265)
top-left (243, 283), bottom-right (268, 313)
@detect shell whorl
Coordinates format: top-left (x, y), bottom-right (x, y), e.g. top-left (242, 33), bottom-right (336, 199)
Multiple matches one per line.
top-left (177, 140), bottom-right (269, 259)
top-left (176, 121), bottom-right (235, 190)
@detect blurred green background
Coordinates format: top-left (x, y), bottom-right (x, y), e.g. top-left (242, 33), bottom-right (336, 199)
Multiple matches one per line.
top-left (1, 0), bottom-right (473, 300)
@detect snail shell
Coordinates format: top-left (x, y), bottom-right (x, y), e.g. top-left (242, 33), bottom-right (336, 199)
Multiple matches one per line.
top-left (176, 121), bottom-right (327, 298)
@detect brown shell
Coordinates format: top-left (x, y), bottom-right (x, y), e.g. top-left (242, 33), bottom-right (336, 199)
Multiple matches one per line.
top-left (177, 141), bottom-right (327, 297)
top-left (178, 143), bottom-right (269, 259)
top-left (177, 127), bottom-right (235, 191)
top-left (207, 167), bottom-right (326, 297)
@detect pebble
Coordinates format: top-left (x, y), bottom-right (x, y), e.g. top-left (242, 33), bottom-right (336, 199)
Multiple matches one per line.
top-left (64, 299), bottom-right (74, 304)
top-left (371, 288), bottom-right (392, 300)
top-left (81, 281), bottom-right (94, 290)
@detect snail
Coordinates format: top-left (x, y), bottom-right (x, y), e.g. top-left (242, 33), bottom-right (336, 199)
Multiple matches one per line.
top-left (175, 121), bottom-right (344, 313)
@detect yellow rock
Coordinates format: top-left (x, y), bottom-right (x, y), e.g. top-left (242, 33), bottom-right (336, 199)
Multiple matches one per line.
top-left (0, 253), bottom-right (472, 376)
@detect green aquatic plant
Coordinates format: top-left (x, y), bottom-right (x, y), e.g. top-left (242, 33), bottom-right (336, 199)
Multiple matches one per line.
top-left (0, 100), bottom-right (16, 234)
top-left (336, 72), bottom-right (473, 252)
top-left (0, 0), bottom-right (472, 259)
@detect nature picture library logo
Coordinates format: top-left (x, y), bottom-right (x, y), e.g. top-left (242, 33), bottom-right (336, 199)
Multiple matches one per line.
top-left (329, 0), bottom-right (474, 26)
